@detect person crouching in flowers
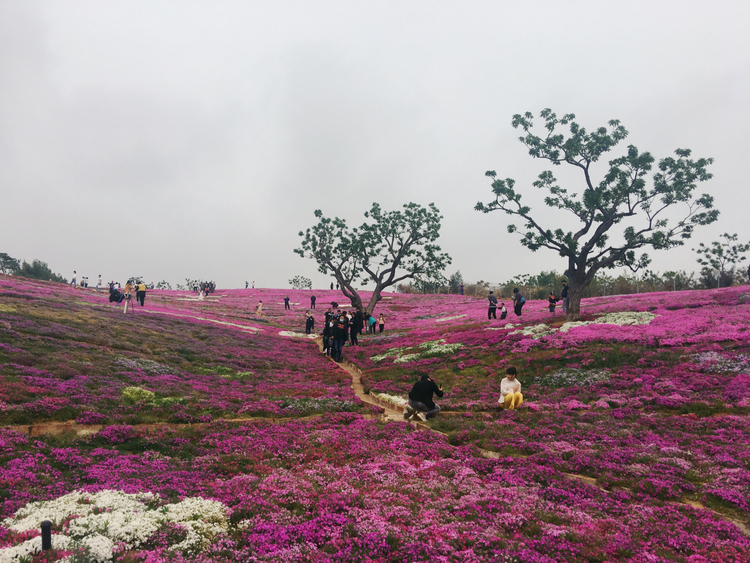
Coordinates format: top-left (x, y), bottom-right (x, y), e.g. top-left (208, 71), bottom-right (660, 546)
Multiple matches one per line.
top-left (404, 374), bottom-right (444, 422)
top-left (499, 366), bottom-right (523, 410)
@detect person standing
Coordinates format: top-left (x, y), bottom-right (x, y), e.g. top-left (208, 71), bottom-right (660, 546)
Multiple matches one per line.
top-left (512, 288), bottom-right (526, 316)
top-left (367, 314), bottom-right (377, 334)
top-left (284, 296), bottom-right (291, 310)
top-left (252, 281), bottom-right (255, 289)
top-left (404, 374), bottom-right (444, 421)
top-left (499, 367), bottom-right (523, 410)
top-left (96, 275), bottom-right (102, 292)
top-left (305, 309), bottom-right (314, 334)
top-left (561, 281), bottom-right (569, 315)
top-left (488, 291), bottom-right (498, 319)
top-left (136, 282), bottom-right (147, 306)
top-left (499, 303), bottom-right (507, 320)
top-left (311, 295), bottom-right (316, 309)
top-left (350, 311), bottom-right (360, 346)
top-left (245, 281), bottom-right (249, 289)
top-left (255, 300), bottom-right (263, 316)
top-left (459, 283), bottom-right (464, 296)
top-left (378, 314), bottom-right (385, 333)
top-left (333, 314), bottom-right (348, 362)
top-left (330, 282), bottom-right (334, 290)
top-left (547, 293), bottom-right (558, 315)
top-left (70, 271), bottom-right (77, 287)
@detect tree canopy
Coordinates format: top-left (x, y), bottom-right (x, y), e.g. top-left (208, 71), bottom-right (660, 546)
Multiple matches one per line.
top-left (694, 233), bottom-right (749, 288)
top-left (295, 202), bottom-right (451, 314)
top-left (476, 109), bottom-right (718, 318)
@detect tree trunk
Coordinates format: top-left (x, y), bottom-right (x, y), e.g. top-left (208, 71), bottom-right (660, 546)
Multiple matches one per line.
top-left (365, 285), bottom-right (384, 316)
top-left (565, 278), bottom-right (586, 321)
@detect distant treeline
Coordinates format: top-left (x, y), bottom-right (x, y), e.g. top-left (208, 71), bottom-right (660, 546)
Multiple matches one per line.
top-left (399, 268), bottom-right (750, 299)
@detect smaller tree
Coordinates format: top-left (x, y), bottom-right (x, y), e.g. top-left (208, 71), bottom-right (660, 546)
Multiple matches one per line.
top-left (448, 271), bottom-right (464, 294)
top-left (14, 259), bottom-right (66, 283)
top-left (296, 203), bottom-right (451, 314)
top-left (694, 233), bottom-right (750, 288)
top-left (0, 253), bottom-right (21, 275)
top-left (289, 275), bottom-right (313, 290)
top-left (155, 280), bottom-right (172, 290)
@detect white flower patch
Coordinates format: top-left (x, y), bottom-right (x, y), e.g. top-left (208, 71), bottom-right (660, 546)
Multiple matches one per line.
top-left (560, 311), bottom-right (657, 332)
top-left (394, 339), bottom-right (463, 363)
top-left (435, 314), bottom-right (467, 323)
top-left (371, 392), bottom-right (408, 408)
top-left (0, 490), bottom-right (230, 562)
top-left (370, 347), bottom-right (410, 362)
top-left (513, 312), bottom-right (658, 340)
top-left (278, 331), bottom-right (317, 339)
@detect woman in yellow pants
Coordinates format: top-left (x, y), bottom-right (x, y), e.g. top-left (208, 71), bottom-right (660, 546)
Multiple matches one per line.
top-left (499, 366), bottom-right (523, 409)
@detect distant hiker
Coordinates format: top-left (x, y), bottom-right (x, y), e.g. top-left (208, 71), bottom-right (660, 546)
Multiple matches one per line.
top-left (404, 374), bottom-right (444, 421)
top-left (488, 291), bottom-right (498, 319)
top-left (136, 282), bottom-right (147, 306)
top-left (305, 309), bottom-right (314, 334)
top-left (460, 283), bottom-right (464, 296)
top-left (499, 303), bottom-right (507, 320)
top-left (512, 288), bottom-right (526, 316)
top-left (547, 293), bottom-right (558, 315)
top-left (284, 296), bottom-right (291, 310)
top-left (255, 301), bottom-right (263, 316)
top-left (252, 281), bottom-right (255, 288)
top-left (499, 367), bottom-right (523, 410)
top-left (96, 275), bottom-right (102, 292)
top-left (378, 314), bottom-right (385, 333)
top-left (245, 281), bottom-right (248, 289)
top-left (330, 282), bottom-right (334, 290)
top-left (561, 281), bottom-right (569, 315)
top-left (311, 295), bottom-right (316, 309)
top-left (70, 271), bottom-right (77, 287)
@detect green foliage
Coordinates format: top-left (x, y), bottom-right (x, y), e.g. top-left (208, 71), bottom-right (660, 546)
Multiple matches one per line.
top-left (289, 275), bottom-right (312, 290)
top-left (0, 252), bottom-right (21, 275)
top-left (14, 259), bottom-right (66, 282)
top-left (155, 280), bottom-right (172, 290)
top-left (694, 233), bottom-right (750, 288)
top-left (448, 270), bottom-right (464, 294)
top-left (476, 109), bottom-right (718, 317)
top-left (122, 386), bottom-right (156, 404)
top-left (296, 202), bottom-right (452, 314)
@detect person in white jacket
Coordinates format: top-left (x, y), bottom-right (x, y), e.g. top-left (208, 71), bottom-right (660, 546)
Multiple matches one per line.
top-left (499, 366), bottom-right (523, 410)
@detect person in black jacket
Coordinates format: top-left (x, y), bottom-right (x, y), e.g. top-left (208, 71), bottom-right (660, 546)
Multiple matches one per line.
top-left (404, 374), bottom-right (444, 421)
top-left (332, 314), bottom-right (349, 362)
top-left (561, 280), bottom-right (569, 315)
top-left (488, 291), bottom-right (498, 319)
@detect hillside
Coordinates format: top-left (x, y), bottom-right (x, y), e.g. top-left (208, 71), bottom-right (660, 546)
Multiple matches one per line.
top-left (1, 274), bottom-right (749, 561)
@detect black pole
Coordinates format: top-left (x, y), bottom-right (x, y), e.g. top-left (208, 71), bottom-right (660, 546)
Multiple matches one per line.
top-left (41, 520), bottom-right (52, 550)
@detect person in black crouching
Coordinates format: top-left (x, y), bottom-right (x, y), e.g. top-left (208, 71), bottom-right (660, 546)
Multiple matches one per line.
top-left (404, 374), bottom-right (444, 422)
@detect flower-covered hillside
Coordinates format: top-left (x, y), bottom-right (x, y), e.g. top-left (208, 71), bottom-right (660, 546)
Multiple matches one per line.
top-left (1, 417), bottom-right (749, 562)
top-left (0, 276), bottom-right (355, 425)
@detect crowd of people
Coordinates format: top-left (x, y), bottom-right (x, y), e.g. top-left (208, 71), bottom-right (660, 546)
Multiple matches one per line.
top-left (107, 280), bottom-right (148, 311)
top-left (487, 282), bottom-right (571, 319)
top-left (317, 306), bottom-right (385, 362)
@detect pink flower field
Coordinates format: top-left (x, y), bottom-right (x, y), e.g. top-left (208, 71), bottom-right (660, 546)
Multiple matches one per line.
top-left (1, 274), bottom-right (749, 561)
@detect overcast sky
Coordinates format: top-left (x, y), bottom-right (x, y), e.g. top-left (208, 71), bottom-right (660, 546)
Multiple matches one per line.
top-left (2, 1), bottom-right (749, 289)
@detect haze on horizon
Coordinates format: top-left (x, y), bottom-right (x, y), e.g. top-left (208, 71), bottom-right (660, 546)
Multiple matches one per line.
top-left (2, 1), bottom-right (749, 290)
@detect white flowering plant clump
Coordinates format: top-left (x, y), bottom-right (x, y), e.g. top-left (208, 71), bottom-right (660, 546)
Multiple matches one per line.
top-left (512, 312), bottom-right (658, 340)
top-left (370, 339), bottom-right (463, 364)
top-left (535, 368), bottom-right (611, 388)
top-left (434, 314), bottom-right (467, 323)
top-left (692, 351), bottom-right (750, 373)
top-left (371, 392), bottom-right (408, 408)
top-left (0, 490), bottom-right (230, 562)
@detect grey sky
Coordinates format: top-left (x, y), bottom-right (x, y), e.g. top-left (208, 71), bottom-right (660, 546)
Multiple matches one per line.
top-left (2, 1), bottom-right (749, 289)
